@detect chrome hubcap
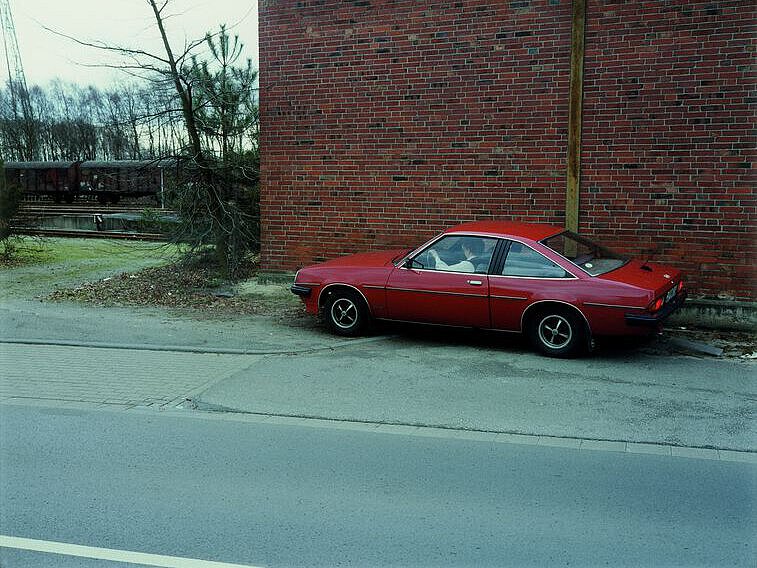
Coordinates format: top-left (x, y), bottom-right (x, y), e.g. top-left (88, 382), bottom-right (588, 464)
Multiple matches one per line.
top-left (331, 298), bottom-right (358, 329)
top-left (538, 315), bottom-right (572, 349)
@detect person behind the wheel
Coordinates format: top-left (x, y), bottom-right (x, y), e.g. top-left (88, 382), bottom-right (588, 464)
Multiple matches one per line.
top-left (428, 238), bottom-right (483, 272)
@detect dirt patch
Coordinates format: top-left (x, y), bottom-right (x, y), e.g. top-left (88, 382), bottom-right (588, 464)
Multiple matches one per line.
top-left (46, 261), bottom-right (306, 321)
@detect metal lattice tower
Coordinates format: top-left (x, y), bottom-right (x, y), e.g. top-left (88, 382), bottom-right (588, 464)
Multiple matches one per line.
top-left (0, 0), bottom-right (24, 85)
top-left (1, 0), bottom-right (35, 159)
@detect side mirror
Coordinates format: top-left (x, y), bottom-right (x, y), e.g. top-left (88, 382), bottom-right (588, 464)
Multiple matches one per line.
top-left (403, 258), bottom-right (423, 269)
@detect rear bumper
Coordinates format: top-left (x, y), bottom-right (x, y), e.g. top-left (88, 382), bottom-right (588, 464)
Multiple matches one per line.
top-left (625, 290), bottom-right (687, 327)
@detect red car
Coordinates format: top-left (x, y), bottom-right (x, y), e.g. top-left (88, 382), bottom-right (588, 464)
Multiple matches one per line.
top-left (291, 221), bottom-right (686, 357)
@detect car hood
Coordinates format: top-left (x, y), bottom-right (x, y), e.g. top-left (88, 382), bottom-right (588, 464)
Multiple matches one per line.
top-left (310, 249), bottom-right (408, 269)
top-left (599, 260), bottom-right (682, 293)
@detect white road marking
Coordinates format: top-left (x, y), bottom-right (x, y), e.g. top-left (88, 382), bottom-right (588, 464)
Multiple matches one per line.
top-left (0, 535), bottom-right (264, 568)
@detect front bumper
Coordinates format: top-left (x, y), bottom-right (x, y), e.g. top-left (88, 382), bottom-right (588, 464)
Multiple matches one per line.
top-left (625, 289), bottom-right (687, 327)
top-left (290, 284), bottom-right (312, 298)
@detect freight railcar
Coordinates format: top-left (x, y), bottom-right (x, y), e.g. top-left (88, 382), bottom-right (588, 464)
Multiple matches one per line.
top-left (4, 160), bottom-right (178, 204)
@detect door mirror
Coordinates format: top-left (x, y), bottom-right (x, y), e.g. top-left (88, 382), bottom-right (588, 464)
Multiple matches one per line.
top-left (404, 258), bottom-right (423, 269)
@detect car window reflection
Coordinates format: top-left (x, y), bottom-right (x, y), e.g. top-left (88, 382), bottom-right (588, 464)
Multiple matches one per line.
top-left (416, 236), bottom-right (497, 274)
top-left (502, 242), bottom-right (569, 278)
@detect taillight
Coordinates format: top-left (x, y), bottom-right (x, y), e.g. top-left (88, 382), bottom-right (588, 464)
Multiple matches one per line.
top-left (649, 297), bottom-right (664, 312)
top-left (677, 280), bottom-right (684, 292)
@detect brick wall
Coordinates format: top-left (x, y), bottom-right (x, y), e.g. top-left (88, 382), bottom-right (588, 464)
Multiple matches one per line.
top-left (260, 0), bottom-right (755, 300)
top-left (581, 1), bottom-right (755, 300)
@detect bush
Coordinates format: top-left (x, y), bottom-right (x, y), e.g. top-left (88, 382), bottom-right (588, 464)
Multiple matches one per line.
top-left (0, 159), bottom-right (23, 245)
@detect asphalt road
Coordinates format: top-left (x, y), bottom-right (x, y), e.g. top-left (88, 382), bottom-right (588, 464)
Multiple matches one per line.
top-left (1, 404), bottom-right (755, 567)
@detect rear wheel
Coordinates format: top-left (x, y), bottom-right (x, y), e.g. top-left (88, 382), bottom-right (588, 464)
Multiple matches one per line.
top-left (527, 307), bottom-right (588, 358)
top-left (323, 290), bottom-right (369, 337)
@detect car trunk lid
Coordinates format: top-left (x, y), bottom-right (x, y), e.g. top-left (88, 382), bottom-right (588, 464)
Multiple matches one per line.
top-left (599, 260), bottom-right (682, 299)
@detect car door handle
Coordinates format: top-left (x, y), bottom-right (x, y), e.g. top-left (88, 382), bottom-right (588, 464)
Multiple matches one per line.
top-left (467, 280), bottom-right (483, 286)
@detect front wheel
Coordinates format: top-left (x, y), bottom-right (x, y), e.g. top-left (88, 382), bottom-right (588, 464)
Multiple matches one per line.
top-left (527, 308), bottom-right (588, 358)
top-left (324, 290), bottom-right (369, 337)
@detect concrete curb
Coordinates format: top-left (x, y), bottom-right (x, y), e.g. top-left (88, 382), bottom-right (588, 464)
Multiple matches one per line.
top-left (192, 411), bottom-right (757, 462)
top-left (4, 399), bottom-right (754, 463)
top-left (0, 335), bottom-right (396, 356)
top-left (670, 298), bottom-right (757, 332)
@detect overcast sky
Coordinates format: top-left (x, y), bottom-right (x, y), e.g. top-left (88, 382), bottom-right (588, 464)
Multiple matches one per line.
top-left (9, 0), bottom-right (258, 88)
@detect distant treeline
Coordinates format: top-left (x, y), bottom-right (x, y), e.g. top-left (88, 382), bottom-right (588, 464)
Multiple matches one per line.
top-left (0, 79), bottom-right (257, 163)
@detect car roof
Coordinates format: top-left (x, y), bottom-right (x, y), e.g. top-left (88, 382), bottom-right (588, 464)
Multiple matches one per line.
top-left (444, 221), bottom-right (565, 241)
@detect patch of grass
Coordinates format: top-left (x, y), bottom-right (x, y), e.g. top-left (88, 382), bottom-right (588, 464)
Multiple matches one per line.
top-left (0, 237), bottom-right (186, 298)
top-left (0, 236), bottom-right (183, 267)
top-left (0, 238), bottom-right (52, 266)
top-left (4, 238), bottom-right (301, 319)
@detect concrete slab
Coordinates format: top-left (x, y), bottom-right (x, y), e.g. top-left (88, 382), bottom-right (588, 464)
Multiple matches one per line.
top-left (718, 450), bottom-right (757, 464)
top-left (0, 343), bottom-right (258, 408)
top-left (494, 433), bottom-right (540, 446)
top-left (626, 443), bottom-right (672, 456)
top-left (670, 447), bottom-right (720, 460)
top-left (196, 336), bottom-right (757, 452)
top-left (440, 430), bottom-right (499, 443)
top-left (580, 439), bottom-right (627, 452)
top-left (264, 415), bottom-right (310, 427)
top-left (373, 424), bottom-right (422, 436)
top-left (302, 418), bottom-right (381, 432)
top-left (538, 436), bottom-right (583, 449)
top-left (0, 298), bottom-right (363, 354)
top-left (668, 337), bottom-right (724, 357)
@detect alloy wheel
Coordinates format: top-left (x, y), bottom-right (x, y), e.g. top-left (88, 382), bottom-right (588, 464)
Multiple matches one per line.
top-left (331, 298), bottom-right (358, 329)
top-left (537, 314), bottom-right (573, 349)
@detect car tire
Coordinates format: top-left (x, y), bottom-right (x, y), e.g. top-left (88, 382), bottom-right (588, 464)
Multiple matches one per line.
top-left (324, 290), bottom-right (369, 337)
top-left (527, 307), bottom-right (588, 358)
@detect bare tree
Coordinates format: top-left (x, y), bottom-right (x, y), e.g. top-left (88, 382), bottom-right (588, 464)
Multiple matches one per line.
top-left (43, 0), bottom-right (260, 276)
top-left (144, 0), bottom-right (259, 277)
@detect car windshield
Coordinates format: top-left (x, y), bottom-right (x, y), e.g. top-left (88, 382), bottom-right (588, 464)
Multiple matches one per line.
top-left (541, 231), bottom-right (628, 276)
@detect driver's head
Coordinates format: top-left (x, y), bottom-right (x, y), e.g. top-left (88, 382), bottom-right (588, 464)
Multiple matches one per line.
top-left (461, 238), bottom-right (483, 257)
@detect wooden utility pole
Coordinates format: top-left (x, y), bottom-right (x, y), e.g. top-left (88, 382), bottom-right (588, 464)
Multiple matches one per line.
top-left (566, 0), bottom-right (586, 233)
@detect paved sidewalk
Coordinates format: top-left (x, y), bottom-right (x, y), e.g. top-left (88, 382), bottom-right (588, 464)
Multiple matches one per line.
top-left (2, 297), bottom-right (754, 455)
top-left (0, 343), bottom-right (261, 408)
top-left (1, 299), bottom-right (337, 353)
top-left (194, 334), bottom-right (757, 452)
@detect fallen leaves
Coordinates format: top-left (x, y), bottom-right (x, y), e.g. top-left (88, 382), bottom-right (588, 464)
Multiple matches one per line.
top-left (46, 262), bottom-right (300, 319)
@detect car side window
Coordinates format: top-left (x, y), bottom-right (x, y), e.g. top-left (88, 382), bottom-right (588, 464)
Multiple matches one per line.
top-left (502, 242), bottom-right (570, 278)
top-left (415, 235), bottom-right (497, 274)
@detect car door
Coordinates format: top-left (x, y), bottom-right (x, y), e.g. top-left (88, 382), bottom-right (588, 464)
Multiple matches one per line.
top-left (489, 240), bottom-right (581, 331)
top-left (384, 235), bottom-right (496, 328)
